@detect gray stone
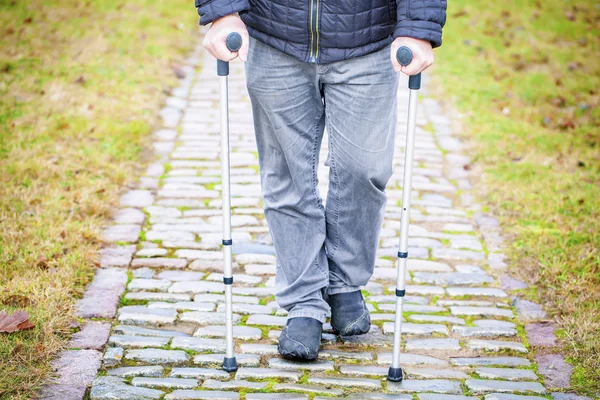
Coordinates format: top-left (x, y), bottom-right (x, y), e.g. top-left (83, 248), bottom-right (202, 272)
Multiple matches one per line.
top-left (170, 367), bottom-right (230, 379)
top-left (132, 258), bottom-right (188, 269)
top-left (451, 357), bottom-right (531, 367)
top-left (194, 325), bottom-right (262, 340)
top-left (103, 224), bottom-right (141, 243)
top-left (344, 394), bottom-right (411, 400)
top-left (339, 365), bottom-right (387, 376)
top-left (180, 311), bottom-right (240, 325)
top-left (449, 238), bottom-right (483, 251)
top-left (203, 379), bottom-right (267, 390)
top-left (169, 281), bottom-right (224, 294)
top-left (157, 270), bottom-right (206, 281)
top-left (409, 314), bottom-right (466, 325)
top-left (108, 335), bottom-right (170, 348)
top-left (499, 274), bottom-right (528, 290)
top-left (171, 337), bottom-right (225, 352)
top-left (406, 368), bottom-right (470, 379)
top-left (406, 338), bottom-right (461, 351)
top-left (103, 346), bottom-right (123, 367)
top-left (117, 306), bottom-right (177, 324)
top-left (136, 248), bottom-right (168, 258)
top-left (113, 325), bottom-right (190, 338)
top-left (433, 248), bottom-right (484, 260)
top-left (377, 303), bottom-right (447, 313)
top-left (273, 383), bottom-right (344, 396)
top-left (235, 367), bottom-right (301, 382)
top-left (165, 390), bottom-right (239, 400)
top-left (149, 301), bottom-right (215, 312)
top-left (246, 395), bottom-right (306, 400)
top-left (376, 352), bottom-right (449, 366)
top-left (125, 292), bottom-right (191, 302)
top-left (418, 395), bottom-right (479, 400)
top-left (307, 376), bottom-right (381, 389)
top-left (450, 306), bottom-right (513, 318)
top-left (340, 331), bottom-right (392, 346)
top-left (438, 299), bottom-right (494, 307)
top-left (452, 326), bottom-right (517, 337)
top-left (69, 321), bottom-right (111, 350)
top-left (120, 190), bottom-right (155, 208)
top-left (125, 349), bottom-right (190, 364)
top-left (476, 367), bottom-right (538, 381)
top-left (194, 293), bottom-right (259, 304)
top-left (107, 366), bottom-right (164, 378)
top-left (246, 314), bottom-right (287, 326)
top-left (99, 245), bottom-right (136, 267)
top-left (473, 319), bottom-right (516, 329)
top-left (535, 353), bottom-right (572, 388)
top-left (267, 358), bottom-right (334, 371)
top-left (466, 379), bottom-right (546, 394)
top-left (132, 377), bottom-right (198, 389)
top-left (76, 268), bottom-right (128, 318)
top-left (382, 322), bottom-right (448, 335)
top-left (193, 353), bottom-right (260, 367)
top-left (318, 350), bottom-right (372, 361)
top-left (90, 376), bottom-right (164, 399)
top-left (447, 287), bottom-right (508, 298)
top-left (387, 379), bottom-right (462, 394)
top-left (412, 272), bottom-right (494, 285)
top-left (551, 394), bottom-right (592, 400)
top-left (133, 267), bottom-right (156, 278)
top-left (467, 339), bottom-right (528, 353)
top-left (525, 322), bottom-right (557, 347)
top-left (513, 298), bottom-right (548, 321)
top-left (239, 343), bottom-right (279, 355)
top-left (38, 384), bottom-right (87, 400)
top-left (443, 223), bottom-right (475, 232)
top-left (216, 303), bottom-right (273, 315)
top-left (486, 395), bottom-right (547, 400)
top-left (128, 278), bottom-right (172, 291)
top-left (49, 349), bottom-right (102, 387)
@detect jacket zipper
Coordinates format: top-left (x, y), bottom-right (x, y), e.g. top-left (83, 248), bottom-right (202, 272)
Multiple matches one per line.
top-left (308, 0), bottom-right (320, 63)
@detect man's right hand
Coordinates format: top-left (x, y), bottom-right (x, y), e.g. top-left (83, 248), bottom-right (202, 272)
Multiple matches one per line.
top-left (203, 14), bottom-right (249, 62)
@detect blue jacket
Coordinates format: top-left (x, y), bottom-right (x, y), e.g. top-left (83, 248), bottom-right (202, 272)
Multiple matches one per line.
top-left (195, 0), bottom-right (447, 64)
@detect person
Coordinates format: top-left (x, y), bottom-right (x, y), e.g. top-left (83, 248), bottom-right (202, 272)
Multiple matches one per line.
top-left (195, 0), bottom-right (447, 361)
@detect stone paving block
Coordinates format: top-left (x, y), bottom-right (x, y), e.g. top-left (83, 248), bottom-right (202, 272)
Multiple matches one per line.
top-left (452, 325), bottom-right (517, 337)
top-left (318, 350), bottom-right (373, 361)
top-left (246, 314), bottom-right (287, 326)
top-left (446, 287), bottom-right (508, 298)
top-left (267, 358), bottom-right (334, 371)
top-left (165, 390), bottom-right (240, 399)
top-left (128, 278), bottom-right (172, 291)
top-left (450, 306), bottom-right (514, 318)
top-left (339, 365), bottom-right (387, 376)
top-left (409, 314), bottom-right (466, 325)
top-left (38, 384), bottom-right (87, 400)
top-left (194, 293), bottom-right (259, 304)
top-left (485, 395), bottom-right (547, 400)
top-left (109, 334), bottom-right (170, 348)
top-left (125, 349), bottom-right (190, 364)
top-left (125, 292), bottom-right (192, 302)
top-left (180, 311), bottom-right (241, 325)
top-left (387, 379), bottom-right (462, 394)
top-left (90, 376), bottom-right (164, 399)
top-left (120, 190), bottom-right (155, 208)
top-left (194, 325), bottom-right (262, 340)
top-left (169, 281), bottom-right (224, 294)
top-left (342, 394), bottom-right (411, 400)
top-left (157, 270), bottom-right (206, 281)
top-left (451, 357), bottom-right (531, 367)
top-left (69, 321), bottom-right (111, 350)
top-left (76, 268), bottom-right (128, 318)
top-left (466, 379), bottom-right (546, 394)
top-left (382, 322), bottom-right (449, 335)
top-left (48, 349), bottom-right (102, 387)
top-left (202, 379), bottom-right (268, 390)
top-left (476, 367), bottom-right (538, 381)
top-left (376, 352), bottom-right (449, 366)
top-left (216, 303), bottom-right (273, 315)
top-left (418, 395), bottom-right (479, 400)
top-left (412, 272), bottom-right (494, 285)
top-left (499, 274), bottom-right (528, 290)
top-left (377, 303), bottom-right (447, 313)
top-left (99, 245), bottom-right (136, 268)
top-left (525, 322), bottom-right (557, 347)
top-left (113, 325), bottom-right (190, 338)
top-left (148, 301), bottom-right (215, 312)
top-left (146, 230), bottom-right (196, 242)
top-left (107, 366), bottom-right (165, 378)
top-left (240, 343), bottom-right (279, 355)
top-left (136, 248), bottom-right (168, 258)
top-left (246, 394), bottom-right (306, 400)
top-left (171, 337), bottom-right (226, 352)
top-left (170, 367), bottom-right (231, 379)
top-left (405, 367), bottom-right (470, 379)
top-left (235, 367), bottom-right (301, 382)
top-left (193, 353), bottom-right (260, 367)
top-left (513, 298), bottom-right (548, 322)
top-left (133, 267), bottom-right (156, 278)
top-left (132, 258), bottom-right (189, 269)
top-left (103, 346), bottom-right (123, 367)
top-left (466, 339), bottom-right (528, 353)
top-left (406, 338), bottom-right (461, 351)
top-left (118, 306), bottom-right (177, 324)
top-left (307, 376), bottom-right (382, 389)
top-left (550, 394), bottom-right (592, 400)
top-left (438, 299), bottom-right (494, 307)
top-left (535, 354), bottom-right (572, 388)
top-left (273, 383), bottom-right (344, 396)
top-left (473, 319), bottom-right (516, 329)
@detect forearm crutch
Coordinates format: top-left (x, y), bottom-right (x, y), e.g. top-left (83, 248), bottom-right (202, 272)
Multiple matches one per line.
top-left (387, 46), bottom-right (422, 383)
top-left (216, 32), bottom-right (242, 373)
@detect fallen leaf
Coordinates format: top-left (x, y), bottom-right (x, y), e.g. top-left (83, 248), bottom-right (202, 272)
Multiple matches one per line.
top-left (0, 310), bottom-right (35, 333)
top-left (35, 255), bottom-right (49, 269)
top-left (1, 295), bottom-right (32, 308)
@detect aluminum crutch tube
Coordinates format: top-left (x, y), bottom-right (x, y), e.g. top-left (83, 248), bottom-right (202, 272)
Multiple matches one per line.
top-left (388, 46), bottom-right (422, 383)
top-left (217, 32), bottom-right (242, 373)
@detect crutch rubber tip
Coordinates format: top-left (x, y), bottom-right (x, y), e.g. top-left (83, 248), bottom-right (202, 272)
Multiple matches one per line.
top-left (387, 367), bottom-right (403, 382)
top-left (223, 357), bottom-right (238, 372)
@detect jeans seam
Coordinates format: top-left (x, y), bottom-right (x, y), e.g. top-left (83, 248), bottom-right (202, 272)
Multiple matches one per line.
top-left (310, 112), bottom-right (328, 281)
top-left (326, 117), bottom-right (340, 257)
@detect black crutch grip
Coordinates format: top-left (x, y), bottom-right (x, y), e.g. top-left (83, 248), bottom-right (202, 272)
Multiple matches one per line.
top-left (395, 46), bottom-right (422, 91)
top-left (217, 32), bottom-right (243, 76)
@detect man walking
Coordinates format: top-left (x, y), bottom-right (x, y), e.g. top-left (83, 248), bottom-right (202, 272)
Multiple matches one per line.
top-left (196, 0), bottom-right (447, 361)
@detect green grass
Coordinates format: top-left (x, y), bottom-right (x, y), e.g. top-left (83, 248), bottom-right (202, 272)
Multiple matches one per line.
top-left (434, 0), bottom-right (600, 396)
top-left (0, 1), bottom-right (197, 398)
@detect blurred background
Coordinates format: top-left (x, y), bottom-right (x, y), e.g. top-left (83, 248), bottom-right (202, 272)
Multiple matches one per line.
top-left (0, 0), bottom-right (598, 398)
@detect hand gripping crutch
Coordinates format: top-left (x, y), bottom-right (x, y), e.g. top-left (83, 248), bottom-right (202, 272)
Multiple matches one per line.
top-left (387, 46), bottom-right (422, 383)
top-left (216, 32), bottom-right (243, 373)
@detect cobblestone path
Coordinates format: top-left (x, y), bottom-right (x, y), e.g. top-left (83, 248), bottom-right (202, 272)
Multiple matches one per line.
top-left (41, 39), bottom-right (576, 400)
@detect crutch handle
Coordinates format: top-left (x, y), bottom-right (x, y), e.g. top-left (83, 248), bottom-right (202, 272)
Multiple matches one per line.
top-left (217, 32), bottom-right (243, 76)
top-left (395, 46), bottom-right (422, 91)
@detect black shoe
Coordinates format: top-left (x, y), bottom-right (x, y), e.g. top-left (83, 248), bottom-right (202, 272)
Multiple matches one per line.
top-left (327, 290), bottom-right (370, 336)
top-left (278, 317), bottom-right (322, 361)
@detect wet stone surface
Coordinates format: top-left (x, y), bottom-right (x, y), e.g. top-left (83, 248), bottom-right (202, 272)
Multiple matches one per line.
top-left (76, 42), bottom-right (555, 400)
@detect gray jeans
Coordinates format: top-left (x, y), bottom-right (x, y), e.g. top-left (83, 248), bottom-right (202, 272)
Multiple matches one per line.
top-left (245, 38), bottom-right (399, 323)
